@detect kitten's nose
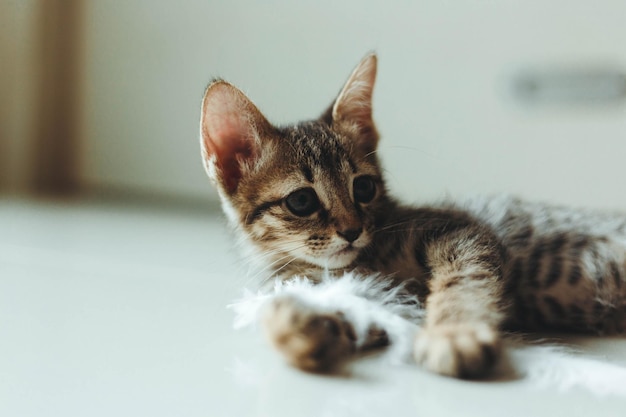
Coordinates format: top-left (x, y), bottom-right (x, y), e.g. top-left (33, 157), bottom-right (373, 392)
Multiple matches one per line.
top-left (337, 228), bottom-right (362, 243)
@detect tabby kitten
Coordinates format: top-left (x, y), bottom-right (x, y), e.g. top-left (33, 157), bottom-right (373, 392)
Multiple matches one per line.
top-left (199, 54), bottom-right (626, 378)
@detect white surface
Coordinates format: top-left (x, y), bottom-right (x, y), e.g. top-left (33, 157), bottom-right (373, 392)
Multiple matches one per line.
top-left (2, 199), bottom-right (626, 417)
top-left (81, 0), bottom-right (626, 208)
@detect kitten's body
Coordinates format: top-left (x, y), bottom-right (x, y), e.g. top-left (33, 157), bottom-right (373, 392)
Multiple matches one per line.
top-left (200, 54), bottom-right (626, 378)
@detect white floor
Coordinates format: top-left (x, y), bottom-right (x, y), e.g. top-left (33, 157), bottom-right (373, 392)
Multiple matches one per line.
top-left (2, 198), bottom-right (626, 417)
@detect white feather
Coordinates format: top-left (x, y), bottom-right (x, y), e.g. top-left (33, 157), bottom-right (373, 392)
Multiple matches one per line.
top-left (229, 271), bottom-right (626, 397)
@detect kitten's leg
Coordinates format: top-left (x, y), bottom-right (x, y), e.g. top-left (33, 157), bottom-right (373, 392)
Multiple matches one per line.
top-left (414, 230), bottom-right (506, 378)
top-left (261, 275), bottom-right (420, 372)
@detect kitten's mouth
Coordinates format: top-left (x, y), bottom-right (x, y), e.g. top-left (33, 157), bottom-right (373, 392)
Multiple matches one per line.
top-left (335, 245), bottom-right (356, 256)
top-left (325, 245), bottom-right (359, 268)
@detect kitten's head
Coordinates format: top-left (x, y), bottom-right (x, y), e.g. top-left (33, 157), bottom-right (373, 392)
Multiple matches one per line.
top-left (200, 54), bottom-right (390, 270)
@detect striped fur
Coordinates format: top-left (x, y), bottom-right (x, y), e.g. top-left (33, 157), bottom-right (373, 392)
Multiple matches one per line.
top-left (462, 195), bottom-right (626, 333)
top-left (199, 54), bottom-right (626, 378)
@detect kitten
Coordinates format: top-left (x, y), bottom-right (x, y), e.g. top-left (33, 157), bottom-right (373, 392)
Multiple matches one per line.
top-left (199, 54), bottom-right (626, 378)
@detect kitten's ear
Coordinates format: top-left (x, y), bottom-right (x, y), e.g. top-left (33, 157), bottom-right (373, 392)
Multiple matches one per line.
top-left (322, 53), bottom-right (378, 153)
top-left (200, 80), bottom-right (272, 193)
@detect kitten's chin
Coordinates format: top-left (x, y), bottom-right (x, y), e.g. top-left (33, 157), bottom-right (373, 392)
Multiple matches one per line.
top-left (306, 248), bottom-right (359, 270)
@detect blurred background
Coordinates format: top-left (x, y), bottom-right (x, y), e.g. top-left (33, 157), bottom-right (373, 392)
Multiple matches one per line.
top-left (3, 0), bottom-right (626, 209)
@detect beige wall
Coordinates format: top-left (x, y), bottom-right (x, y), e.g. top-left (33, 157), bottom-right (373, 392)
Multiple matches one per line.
top-left (0, 0), bottom-right (40, 194)
top-left (0, 0), bottom-right (82, 196)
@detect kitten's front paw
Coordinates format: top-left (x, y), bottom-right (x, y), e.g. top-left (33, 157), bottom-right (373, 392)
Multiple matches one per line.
top-left (413, 323), bottom-right (501, 379)
top-left (262, 295), bottom-right (356, 372)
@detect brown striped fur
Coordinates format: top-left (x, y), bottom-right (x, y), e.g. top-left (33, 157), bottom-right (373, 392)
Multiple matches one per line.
top-left (199, 54), bottom-right (626, 378)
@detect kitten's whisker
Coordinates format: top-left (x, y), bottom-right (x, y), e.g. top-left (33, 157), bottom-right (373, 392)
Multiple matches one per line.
top-left (371, 216), bottom-right (464, 234)
top-left (244, 242), bottom-right (309, 284)
top-left (244, 247), bottom-right (289, 266)
top-left (371, 220), bottom-right (416, 233)
top-left (361, 149), bottom-right (379, 160)
top-left (270, 257), bottom-right (299, 278)
top-left (238, 247), bottom-right (295, 282)
top-left (245, 253), bottom-right (295, 283)
top-left (376, 226), bottom-right (455, 235)
top-left (241, 237), bottom-right (305, 264)
top-left (257, 256), bottom-right (302, 289)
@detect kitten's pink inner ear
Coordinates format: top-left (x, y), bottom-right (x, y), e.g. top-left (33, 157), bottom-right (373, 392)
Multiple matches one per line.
top-left (332, 54), bottom-right (378, 152)
top-left (332, 54), bottom-right (376, 119)
top-left (200, 82), bottom-right (262, 192)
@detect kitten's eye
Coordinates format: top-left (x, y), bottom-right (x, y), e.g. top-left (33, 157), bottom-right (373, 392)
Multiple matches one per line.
top-left (353, 176), bottom-right (376, 203)
top-left (285, 188), bottom-right (320, 216)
